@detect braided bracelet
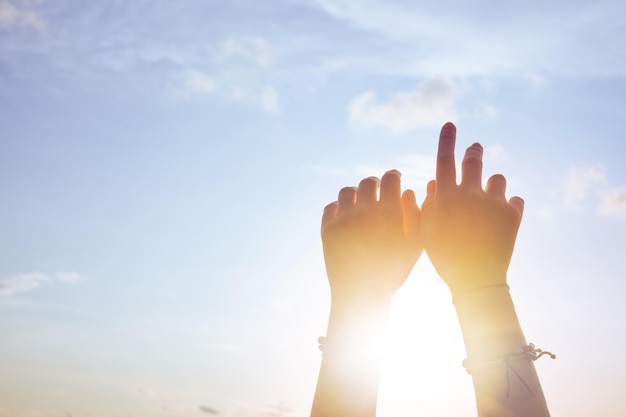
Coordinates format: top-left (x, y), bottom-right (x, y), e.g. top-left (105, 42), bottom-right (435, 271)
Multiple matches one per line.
top-left (463, 343), bottom-right (556, 397)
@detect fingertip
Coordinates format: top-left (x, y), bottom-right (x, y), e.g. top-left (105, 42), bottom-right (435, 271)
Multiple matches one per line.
top-left (464, 143), bottom-right (484, 159)
top-left (321, 201), bottom-right (338, 228)
top-left (437, 123), bottom-right (457, 188)
top-left (442, 121), bottom-right (457, 131)
top-left (384, 169), bottom-right (401, 177)
top-left (358, 176), bottom-right (381, 188)
top-left (401, 189), bottom-right (422, 245)
top-left (509, 196), bottom-right (525, 217)
top-left (380, 171), bottom-right (402, 203)
top-left (357, 176), bottom-right (380, 205)
top-left (401, 188), bottom-right (416, 204)
top-left (485, 174), bottom-right (506, 197)
top-left (337, 186), bottom-right (357, 212)
top-left (426, 179), bottom-right (437, 195)
top-left (324, 201), bottom-right (338, 212)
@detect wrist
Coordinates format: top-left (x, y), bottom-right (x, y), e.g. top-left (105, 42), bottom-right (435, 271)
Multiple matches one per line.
top-left (453, 283), bottom-right (527, 358)
top-left (444, 270), bottom-right (509, 299)
top-left (321, 296), bottom-right (391, 361)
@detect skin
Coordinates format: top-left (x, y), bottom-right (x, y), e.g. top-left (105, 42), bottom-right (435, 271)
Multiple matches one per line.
top-left (311, 170), bottom-right (422, 417)
top-left (310, 122), bottom-right (551, 417)
top-left (421, 122), bottom-right (525, 294)
top-left (421, 122), bottom-right (551, 417)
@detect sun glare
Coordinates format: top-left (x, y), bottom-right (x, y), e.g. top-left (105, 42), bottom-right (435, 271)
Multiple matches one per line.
top-left (376, 266), bottom-right (475, 417)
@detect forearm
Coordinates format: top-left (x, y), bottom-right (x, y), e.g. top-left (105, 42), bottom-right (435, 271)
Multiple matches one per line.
top-left (453, 283), bottom-right (550, 417)
top-left (310, 298), bottom-right (391, 417)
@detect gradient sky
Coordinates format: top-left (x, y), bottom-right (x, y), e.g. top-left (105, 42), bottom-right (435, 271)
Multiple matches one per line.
top-left (1, 1), bottom-right (626, 416)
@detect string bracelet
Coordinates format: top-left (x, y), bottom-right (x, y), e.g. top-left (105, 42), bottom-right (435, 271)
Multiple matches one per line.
top-left (317, 336), bottom-right (327, 353)
top-left (463, 343), bottom-right (556, 397)
top-left (452, 283), bottom-right (510, 304)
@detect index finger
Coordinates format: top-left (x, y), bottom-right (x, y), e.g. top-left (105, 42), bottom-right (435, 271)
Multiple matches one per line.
top-left (436, 122), bottom-right (457, 190)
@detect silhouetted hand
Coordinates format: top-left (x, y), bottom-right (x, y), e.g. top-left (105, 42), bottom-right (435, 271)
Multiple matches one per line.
top-left (421, 122), bottom-right (525, 295)
top-left (321, 170), bottom-right (422, 305)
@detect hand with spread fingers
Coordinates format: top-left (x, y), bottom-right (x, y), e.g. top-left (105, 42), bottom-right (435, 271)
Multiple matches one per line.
top-left (311, 169), bottom-right (422, 417)
top-left (420, 123), bottom-right (551, 417)
top-left (421, 122), bottom-right (525, 296)
top-left (321, 169), bottom-right (422, 305)
top-left (311, 123), bottom-right (552, 417)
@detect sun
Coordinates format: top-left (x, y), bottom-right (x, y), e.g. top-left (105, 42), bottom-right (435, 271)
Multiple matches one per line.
top-left (376, 267), bottom-right (475, 417)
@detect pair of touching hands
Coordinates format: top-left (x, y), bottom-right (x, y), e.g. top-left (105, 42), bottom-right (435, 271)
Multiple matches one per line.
top-left (321, 122), bottom-right (525, 305)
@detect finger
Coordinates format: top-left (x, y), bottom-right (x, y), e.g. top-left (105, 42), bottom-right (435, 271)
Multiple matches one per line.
top-left (356, 176), bottom-right (380, 205)
top-left (485, 174), bottom-right (507, 200)
top-left (509, 196), bottom-right (525, 219)
top-left (380, 169), bottom-right (402, 204)
top-left (426, 179), bottom-right (436, 197)
top-left (337, 186), bottom-right (357, 213)
top-left (421, 179), bottom-right (436, 207)
top-left (461, 142), bottom-right (483, 190)
top-left (401, 190), bottom-right (422, 251)
top-left (321, 202), bottom-right (338, 229)
top-left (436, 122), bottom-right (457, 190)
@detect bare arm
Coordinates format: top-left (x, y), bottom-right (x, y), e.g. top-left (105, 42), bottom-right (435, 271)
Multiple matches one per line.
top-left (421, 123), bottom-right (552, 417)
top-left (311, 170), bottom-right (422, 417)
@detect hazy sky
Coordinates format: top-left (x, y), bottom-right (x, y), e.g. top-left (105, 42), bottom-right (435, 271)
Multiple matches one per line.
top-left (1, 0), bottom-right (626, 416)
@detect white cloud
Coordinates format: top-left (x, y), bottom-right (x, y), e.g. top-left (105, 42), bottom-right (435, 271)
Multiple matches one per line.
top-left (232, 85), bottom-right (281, 113)
top-left (599, 186), bottom-right (626, 216)
top-left (561, 164), bottom-right (606, 208)
top-left (310, 153), bottom-right (436, 200)
top-left (0, 271), bottom-right (81, 297)
top-left (180, 69), bottom-right (216, 96)
top-left (315, 0), bottom-right (445, 41)
top-left (348, 78), bottom-right (459, 132)
top-left (0, 272), bottom-right (49, 296)
top-left (221, 37), bottom-right (273, 67)
top-left (525, 71), bottom-right (547, 89)
top-left (0, 0), bottom-right (46, 32)
top-left (547, 163), bottom-right (626, 218)
top-left (54, 271), bottom-right (81, 283)
top-left (261, 87), bottom-right (280, 113)
top-left (314, 0), bottom-right (626, 79)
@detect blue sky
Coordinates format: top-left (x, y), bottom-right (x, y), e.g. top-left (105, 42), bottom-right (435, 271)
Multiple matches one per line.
top-left (1, 0), bottom-right (626, 416)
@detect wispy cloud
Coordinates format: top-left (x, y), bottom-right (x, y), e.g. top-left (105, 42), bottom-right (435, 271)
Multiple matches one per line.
top-left (599, 186), bottom-right (626, 217)
top-left (0, 271), bottom-right (82, 296)
top-left (0, 0), bottom-right (47, 32)
top-left (263, 402), bottom-right (294, 417)
top-left (348, 78), bottom-right (459, 132)
top-left (525, 71), bottom-right (547, 89)
top-left (199, 405), bottom-right (220, 415)
top-left (561, 164), bottom-right (606, 209)
top-left (179, 69), bottom-right (216, 96)
top-left (308, 153), bottom-right (436, 197)
top-left (314, 0), bottom-right (626, 78)
top-left (232, 85), bottom-right (281, 113)
top-left (549, 164), bottom-right (626, 218)
top-left (221, 37), bottom-right (274, 67)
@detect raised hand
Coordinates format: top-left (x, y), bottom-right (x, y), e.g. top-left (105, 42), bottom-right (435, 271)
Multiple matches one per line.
top-left (421, 122), bottom-right (525, 296)
top-left (321, 170), bottom-right (422, 305)
top-left (312, 170), bottom-right (422, 417)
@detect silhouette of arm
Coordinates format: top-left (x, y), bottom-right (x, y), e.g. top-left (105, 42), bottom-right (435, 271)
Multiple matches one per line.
top-left (421, 122), bottom-right (551, 417)
top-left (311, 170), bottom-right (422, 417)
